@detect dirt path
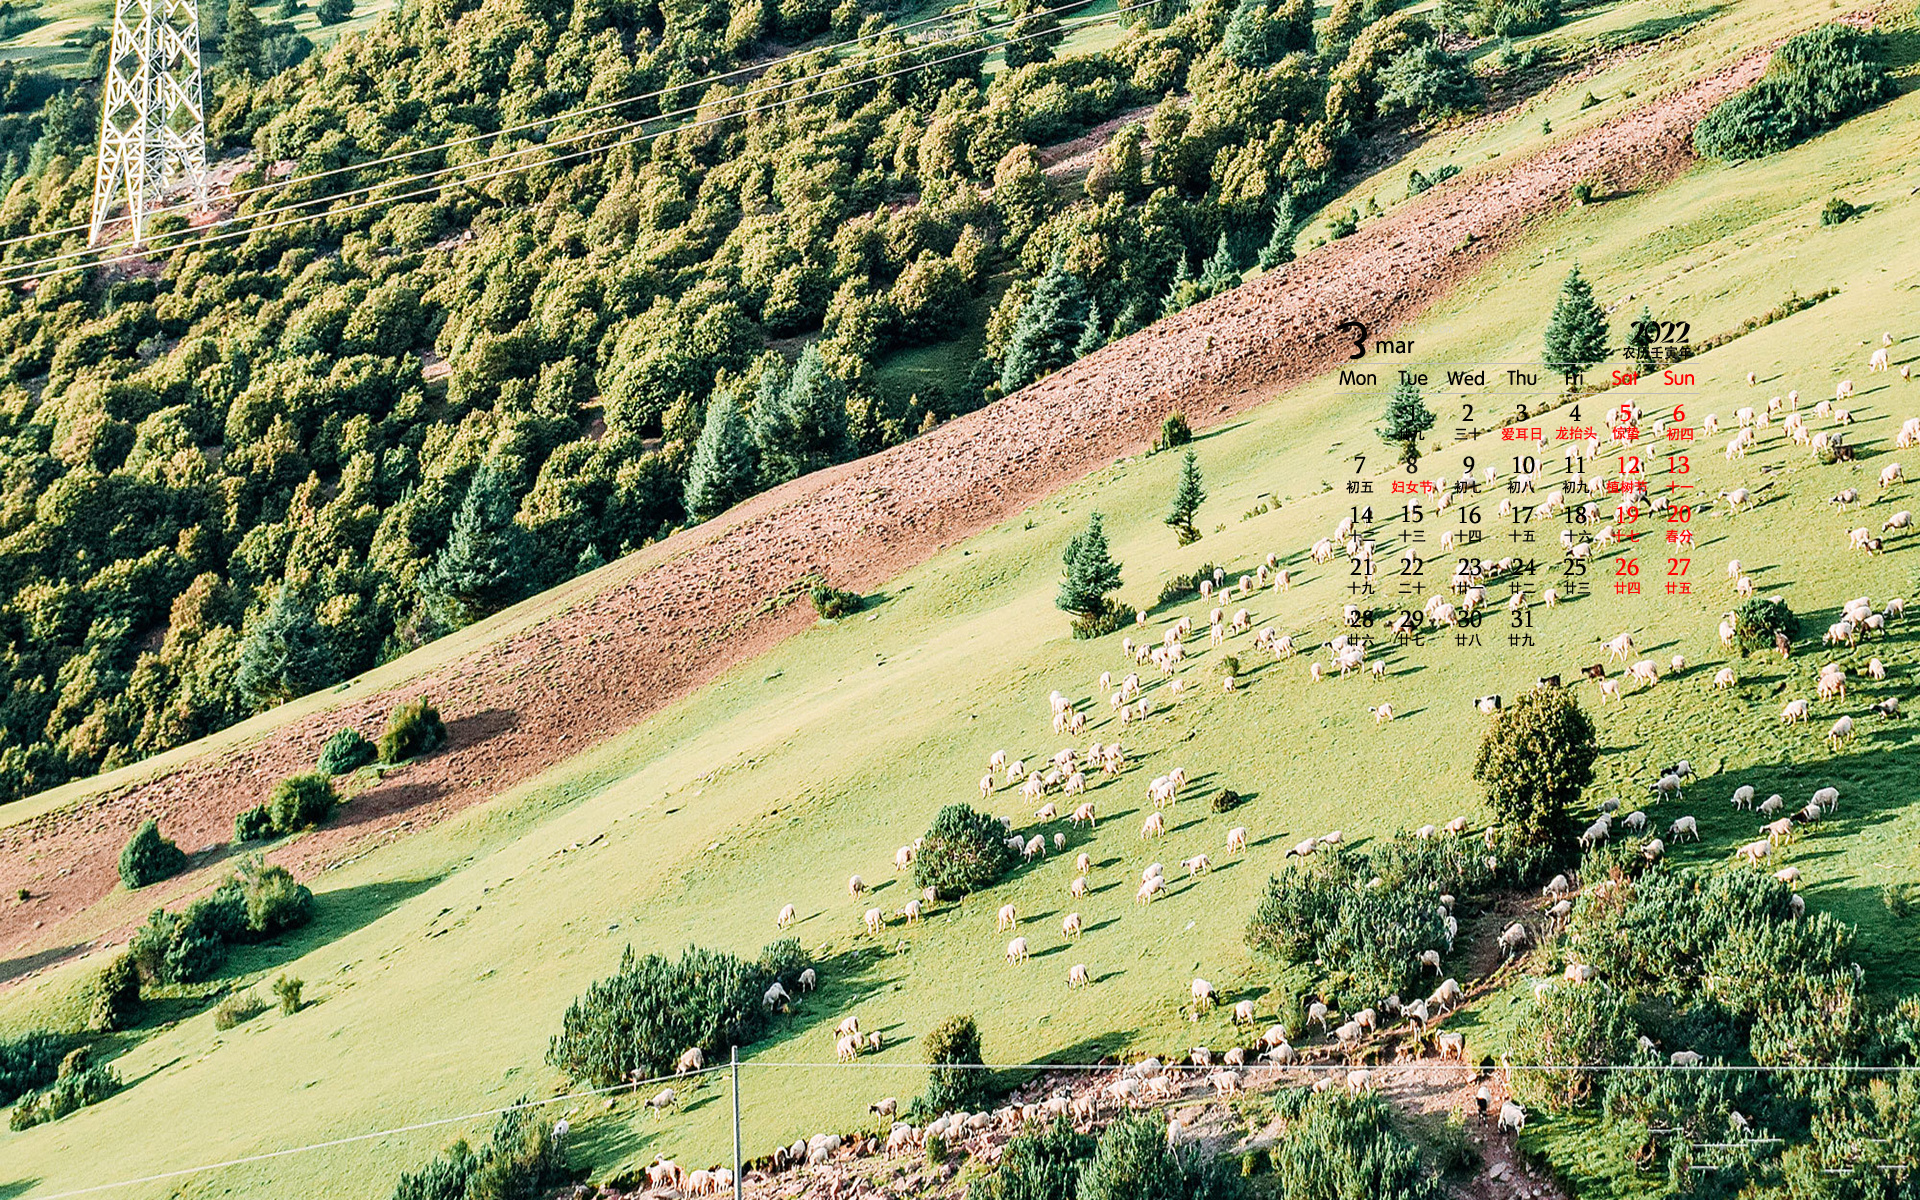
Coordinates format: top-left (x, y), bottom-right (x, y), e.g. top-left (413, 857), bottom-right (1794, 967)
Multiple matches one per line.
top-left (0, 46), bottom-right (1773, 979)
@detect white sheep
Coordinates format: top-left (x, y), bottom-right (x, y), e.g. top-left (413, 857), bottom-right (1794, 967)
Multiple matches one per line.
top-left (998, 903), bottom-right (1018, 931)
top-left (1006, 937), bottom-right (1030, 964)
top-left (849, 875), bottom-right (867, 897)
top-left (777, 904), bottom-right (797, 929)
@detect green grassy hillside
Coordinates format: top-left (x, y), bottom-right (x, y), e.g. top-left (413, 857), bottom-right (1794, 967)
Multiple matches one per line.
top-left (3, 9), bottom-right (1919, 1199)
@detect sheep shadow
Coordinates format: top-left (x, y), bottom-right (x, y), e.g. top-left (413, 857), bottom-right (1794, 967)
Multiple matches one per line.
top-left (1084, 917), bottom-right (1124, 936)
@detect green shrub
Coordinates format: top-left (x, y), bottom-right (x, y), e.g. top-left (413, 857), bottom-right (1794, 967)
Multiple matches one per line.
top-left (214, 990), bottom-right (266, 1030)
top-left (1057, 512), bottom-right (1124, 620)
top-left (1210, 788), bottom-right (1243, 813)
top-left (1156, 563), bottom-right (1220, 606)
top-left (8, 1047), bottom-right (120, 1131)
top-left (378, 697), bottom-right (447, 763)
top-left (1157, 411), bottom-right (1192, 450)
top-left (1376, 42), bottom-right (1479, 125)
top-left (1509, 975), bottom-right (1641, 1109)
top-left (1733, 596), bottom-right (1797, 655)
top-left (809, 585), bottom-right (864, 619)
top-left (268, 773), bottom-right (338, 834)
top-left (130, 903), bottom-right (228, 986)
top-left (1265, 1090), bottom-right (1443, 1199)
top-left (118, 818), bottom-right (188, 889)
top-left (1471, 687), bottom-right (1595, 850)
top-left (1407, 168), bottom-right (1432, 196)
top-left (913, 804), bottom-right (1018, 901)
top-left (1247, 849), bottom-right (1450, 1009)
top-left (1239, 1148), bottom-right (1268, 1175)
top-left (87, 952), bottom-right (143, 1032)
top-left (1071, 597), bottom-right (1135, 640)
top-left (976, 1115), bottom-right (1094, 1199)
top-left (1883, 882), bottom-right (1911, 918)
top-left (1570, 179), bottom-right (1594, 205)
top-left (238, 858), bottom-right (315, 936)
top-left (273, 975), bottom-right (305, 1014)
top-left (388, 1103), bottom-right (560, 1200)
top-left (1694, 25), bottom-right (1893, 160)
top-left (234, 804), bottom-right (277, 843)
top-left (1821, 197), bottom-right (1857, 226)
top-left (916, 1014), bottom-right (995, 1117)
top-left (924, 1131), bottom-right (948, 1165)
top-left (546, 944), bottom-right (782, 1086)
top-left (1218, 654), bottom-right (1241, 679)
top-left (0, 1031), bottom-right (67, 1106)
top-left (1327, 207), bottom-right (1359, 239)
top-left (1433, 164), bottom-right (1460, 184)
top-left (317, 728), bottom-right (376, 775)
top-left (1077, 1111), bottom-right (1241, 1200)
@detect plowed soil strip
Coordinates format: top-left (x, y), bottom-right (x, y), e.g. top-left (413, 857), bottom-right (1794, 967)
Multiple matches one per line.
top-left (0, 47), bottom-right (1769, 973)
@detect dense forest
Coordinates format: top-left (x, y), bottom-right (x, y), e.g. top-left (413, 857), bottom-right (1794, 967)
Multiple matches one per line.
top-left (0, 0), bottom-right (1551, 803)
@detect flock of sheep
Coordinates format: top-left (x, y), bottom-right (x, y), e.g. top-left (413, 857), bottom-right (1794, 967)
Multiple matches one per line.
top-left (621, 334), bottom-right (1912, 1195)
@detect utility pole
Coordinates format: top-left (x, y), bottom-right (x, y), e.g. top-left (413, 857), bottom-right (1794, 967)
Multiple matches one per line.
top-left (90, 0), bottom-right (208, 246)
top-left (731, 1045), bottom-right (742, 1200)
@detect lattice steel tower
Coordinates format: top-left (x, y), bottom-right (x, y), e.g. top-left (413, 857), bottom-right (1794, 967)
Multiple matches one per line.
top-left (89, 0), bottom-right (208, 247)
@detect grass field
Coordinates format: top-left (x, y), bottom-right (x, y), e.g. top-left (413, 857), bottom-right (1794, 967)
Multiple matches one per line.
top-left (3, 3), bottom-right (1920, 1198)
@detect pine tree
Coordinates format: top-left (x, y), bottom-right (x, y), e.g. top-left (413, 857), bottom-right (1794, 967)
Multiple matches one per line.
top-left (1542, 265), bottom-right (1609, 386)
top-left (1165, 450), bottom-right (1206, 544)
top-left (1057, 512), bottom-right (1123, 618)
top-left (1257, 193), bottom-right (1297, 269)
top-left (1194, 233), bottom-right (1238, 301)
top-left (754, 344), bottom-right (849, 486)
top-left (1624, 304), bottom-right (1657, 377)
top-left (1377, 380), bottom-right (1436, 468)
top-left (683, 392), bottom-right (759, 521)
top-left (999, 258), bottom-right (1089, 393)
top-left (418, 460), bottom-right (527, 624)
top-left (236, 584), bottom-right (334, 710)
top-left (1073, 302), bottom-right (1105, 359)
top-left (1160, 256), bottom-right (1196, 317)
top-left (1220, 0), bottom-right (1275, 69)
top-left (223, 0), bottom-right (265, 77)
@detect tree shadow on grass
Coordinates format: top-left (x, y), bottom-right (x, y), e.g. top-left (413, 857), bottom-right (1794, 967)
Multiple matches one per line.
top-left (0, 1182), bottom-right (40, 1200)
top-left (0, 943), bottom-right (88, 987)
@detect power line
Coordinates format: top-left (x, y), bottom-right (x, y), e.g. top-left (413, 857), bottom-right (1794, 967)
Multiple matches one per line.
top-left (0, 0), bottom-right (1024, 252)
top-left (0, 0), bottom-right (1133, 284)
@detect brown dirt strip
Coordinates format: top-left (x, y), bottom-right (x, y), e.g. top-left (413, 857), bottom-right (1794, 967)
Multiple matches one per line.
top-left (0, 46), bottom-right (1772, 979)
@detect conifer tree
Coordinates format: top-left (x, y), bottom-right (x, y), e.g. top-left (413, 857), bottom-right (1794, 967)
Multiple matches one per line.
top-left (1160, 256), bottom-right (1196, 317)
top-left (1542, 265), bottom-right (1609, 386)
top-left (1220, 0), bottom-right (1275, 68)
top-left (1165, 450), bottom-right (1206, 544)
top-left (754, 344), bottom-right (849, 486)
top-left (999, 258), bottom-right (1089, 393)
top-left (418, 460), bottom-right (527, 624)
top-left (1195, 232), bottom-right (1238, 300)
top-left (1377, 380), bottom-right (1436, 469)
top-left (223, 0), bottom-right (265, 77)
top-left (236, 584), bottom-right (334, 710)
top-left (1002, 0), bottom-right (1065, 68)
top-left (1057, 512), bottom-right (1123, 618)
top-left (1257, 193), bottom-right (1297, 269)
top-left (683, 392), bottom-right (759, 521)
top-left (1073, 302), bottom-right (1105, 359)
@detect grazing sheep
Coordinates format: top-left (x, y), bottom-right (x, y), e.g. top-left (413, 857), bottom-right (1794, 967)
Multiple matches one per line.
top-left (1498, 1101), bottom-right (1526, 1134)
top-left (764, 982), bottom-right (791, 1010)
top-left (777, 904), bottom-right (797, 929)
top-left (1731, 785), bottom-right (1755, 810)
top-left (1075, 851), bottom-right (1093, 873)
top-left (998, 903), bottom-right (1018, 932)
top-left (899, 900), bottom-right (922, 924)
top-left (1671, 1050), bottom-right (1703, 1068)
top-left (1062, 912), bottom-right (1083, 939)
top-left (1070, 875), bottom-right (1088, 898)
top-left (1006, 937), bottom-right (1030, 965)
top-left (1668, 816), bottom-right (1699, 842)
top-left (864, 907), bottom-right (884, 935)
top-left (1136, 876), bottom-right (1165, 904)
top-left (1775, 866), bottom-right (1802, 886)
top-left (1781, 699), bottom-right (1809, 724)
top-left (1738, 839), bottom-right (1772, 863)
top-left (1498, 922), bottom-right (1529, 955)
top-left (649, 1087), bottom-right (679, 1111)
top-left (799, 968), bottom-right (816, 992)
top-left (1069, 963), bottom-right (1091, 988)
top-left (1642, 838), bottom-right (1665, 862)
top-left (1438, 1032), bottom-right (1465, 1061)
top-left (1191, 978), bottom-right (1217, 1009)
top-left (849, 875), bottom-right (867, 897)
top-left (1141, 812), bottom-right (1166, 839)
top-left (1183, 854), bottom-right (1211, 877)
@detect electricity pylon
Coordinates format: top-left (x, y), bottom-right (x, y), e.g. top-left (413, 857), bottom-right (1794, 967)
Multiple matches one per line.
top-left (89, 0), bottom-right (208, 247)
